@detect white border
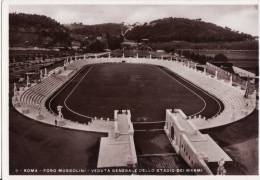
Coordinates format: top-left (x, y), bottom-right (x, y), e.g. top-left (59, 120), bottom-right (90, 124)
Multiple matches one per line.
top-left (5, 0), bottom-right (260, 5)
top-left (1, 0), bottom-right (260, 180)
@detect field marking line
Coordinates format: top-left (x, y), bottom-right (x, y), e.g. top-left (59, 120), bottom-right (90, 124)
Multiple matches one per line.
top-left (63, 67), bottom-right (94, 119)
top-left (157, 67), bottom-right (207, 117)
top-left (48, 66), bottom-right (88, 114)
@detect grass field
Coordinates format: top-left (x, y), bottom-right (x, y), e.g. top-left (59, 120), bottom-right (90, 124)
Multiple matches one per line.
top-left (48, 63), bottom-right (222, 125)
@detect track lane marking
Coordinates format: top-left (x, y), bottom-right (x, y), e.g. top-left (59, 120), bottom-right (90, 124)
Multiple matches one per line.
top-left (157, 67), bottom-right (207, 117)
top-left (168, 68), bottom-right (223, 117)
top-left (48, 66), bottom-right (90, 115)
top-left (49, 64), bottom-right (222, 123)
top-left (159, 67), bottom-right (222, 117)
top-left (63, 67), bottom-right (94, 119)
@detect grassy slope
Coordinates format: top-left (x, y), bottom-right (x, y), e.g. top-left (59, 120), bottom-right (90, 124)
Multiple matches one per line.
top-left (202, 110), bottom-right (258, 175)
top-left (9, 106), bottom-right (106, 174)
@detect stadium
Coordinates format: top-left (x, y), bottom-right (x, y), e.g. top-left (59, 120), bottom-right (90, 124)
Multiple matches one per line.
top-left (10, 50), bottom-right (257, 175)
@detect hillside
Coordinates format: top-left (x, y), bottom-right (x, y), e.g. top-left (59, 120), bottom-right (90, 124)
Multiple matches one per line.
top-left (125, 17), bottom-right (253, 43)
top-left (9, 14), bottom-right (256, 50)
top-left (9, 13), bottom-right (71, 47)
top-left (64, 23), bottom-right (125, 50)
top-left (65, 23), bottom-right (124, 38)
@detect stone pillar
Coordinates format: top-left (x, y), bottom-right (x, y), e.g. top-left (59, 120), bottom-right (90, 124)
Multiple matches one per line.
top-left (150, 54), bottom-right (152, 59)
top-left (122, 53), bottom-right (125, 58)
top-left (108, 52), bottom-right (111, 58)
top-left (84, 54), bottom-right (86, 59)
top-left (44, 68), bottom-right (48, 77)
top-left (215, 70), bottom-right (218, 79)
top-left (229, 75), bottom-right (233, 86)
top-left (136, 53), bottom-right (138, 59)
top-left (114, 110), bottom-right (118, 120)
top-left (204, 67), bottom-right (207, 75)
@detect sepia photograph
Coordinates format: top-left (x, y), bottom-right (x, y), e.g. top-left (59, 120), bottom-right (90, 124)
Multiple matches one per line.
top-left (2, 0), bottom-right (259, 178)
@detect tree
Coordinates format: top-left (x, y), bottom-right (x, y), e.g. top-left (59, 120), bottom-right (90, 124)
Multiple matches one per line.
top-left (214, 53), bottom-right (228, 63)
top-left (89, 40), bottom-right (105, 52)
top-left (107, 34), bottom-right (123, 50)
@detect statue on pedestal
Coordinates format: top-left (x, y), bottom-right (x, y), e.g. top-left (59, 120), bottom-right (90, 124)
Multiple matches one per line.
top-left (217, 158), bottom-right (227, 175)
top-left (40, 70), bottom-right (43, 80)
top-left (44, 68), bottom-right (48, 77)
top-left (57, 105), bottom-right (63, 120)
top-left (26, 74), bottom-right (30, 87)
top-left (13, 83), bottom-right (17, 96)
top-left (36, 103), bottom-right (44, 120)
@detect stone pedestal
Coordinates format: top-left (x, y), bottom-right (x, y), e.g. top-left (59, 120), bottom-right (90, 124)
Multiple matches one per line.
top-left (22, 108), bottom-right (30, 114)
top-left (57, 119), bottom-right (66, 126)
top-left (36, 114), bottom-right (44, 120)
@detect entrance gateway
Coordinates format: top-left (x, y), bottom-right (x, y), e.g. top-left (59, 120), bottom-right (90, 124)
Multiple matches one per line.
top-left (164, 109), bottom-right (232, 175)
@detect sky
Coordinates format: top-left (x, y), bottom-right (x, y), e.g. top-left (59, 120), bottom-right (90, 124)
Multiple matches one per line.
top-left (9, 4), bottom-right (258, 36)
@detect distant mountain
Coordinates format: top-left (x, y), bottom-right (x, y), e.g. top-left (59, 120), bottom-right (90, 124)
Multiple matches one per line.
top-left (9, 13), bottom-right (71, 47)
top-left (125, 17), bottom-right (253, 43)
